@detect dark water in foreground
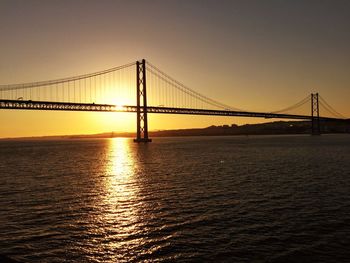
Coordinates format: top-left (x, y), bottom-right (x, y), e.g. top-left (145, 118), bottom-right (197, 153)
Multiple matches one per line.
top-left (0, 135), bottom-right (350, 262)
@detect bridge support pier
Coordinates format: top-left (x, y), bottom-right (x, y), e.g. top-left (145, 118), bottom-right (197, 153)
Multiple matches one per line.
top-left (311, 93), bottom-right (321, 135)
top-left (134, 59), bottom-right (152, 143)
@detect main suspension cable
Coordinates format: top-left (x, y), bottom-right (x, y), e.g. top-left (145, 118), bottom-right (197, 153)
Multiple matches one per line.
top-left (0, 62), bottom-right (135, 91)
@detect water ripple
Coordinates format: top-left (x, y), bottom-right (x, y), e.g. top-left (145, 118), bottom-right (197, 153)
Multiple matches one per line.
top-left (0, 135), bottom-right (350, 262)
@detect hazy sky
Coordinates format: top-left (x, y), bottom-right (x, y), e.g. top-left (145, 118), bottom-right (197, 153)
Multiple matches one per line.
top-left (1, 0), bottom-right (349, 137)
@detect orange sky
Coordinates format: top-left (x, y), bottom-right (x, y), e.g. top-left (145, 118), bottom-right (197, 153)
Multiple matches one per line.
top-left (0, 0), bottom-right (349, 138)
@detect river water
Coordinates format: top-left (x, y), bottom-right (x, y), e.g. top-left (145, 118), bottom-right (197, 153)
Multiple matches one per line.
top-left (0, 135), bottom-right (349, 262)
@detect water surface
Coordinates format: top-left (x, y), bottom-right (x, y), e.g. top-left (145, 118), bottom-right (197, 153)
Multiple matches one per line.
top-left (0, 135), bottom-right (350, 262)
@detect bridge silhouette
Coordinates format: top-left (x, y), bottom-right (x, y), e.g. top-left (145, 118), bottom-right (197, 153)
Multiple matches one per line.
top-left (0, 59), bottom-right (347, 142)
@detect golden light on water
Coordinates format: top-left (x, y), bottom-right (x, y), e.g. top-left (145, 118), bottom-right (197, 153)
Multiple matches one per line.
top-left (108, 138), bottom-right (135, 180)
top-left (101, 138), bottom-right (144, 252)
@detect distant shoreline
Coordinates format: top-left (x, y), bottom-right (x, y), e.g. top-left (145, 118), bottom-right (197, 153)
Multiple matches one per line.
top-left (1, 120), bottom-right (349, 141)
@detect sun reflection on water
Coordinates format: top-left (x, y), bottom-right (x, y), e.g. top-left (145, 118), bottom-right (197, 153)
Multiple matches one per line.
top-left (108, 137), bottom-right (134, 180)
top-left (102, 138), bottom-right (144, 254)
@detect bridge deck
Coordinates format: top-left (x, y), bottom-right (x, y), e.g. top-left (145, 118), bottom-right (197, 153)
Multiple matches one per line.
top-left (0, 99), bottom-right (343, 121)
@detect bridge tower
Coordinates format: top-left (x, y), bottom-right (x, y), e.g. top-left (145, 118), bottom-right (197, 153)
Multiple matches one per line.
top-left (134, 59), bottom-right (152, 143)
top-left (311, 93), bottom-right (321, 135)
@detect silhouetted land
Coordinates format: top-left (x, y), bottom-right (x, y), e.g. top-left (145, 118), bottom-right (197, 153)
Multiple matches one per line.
top-left (1, 120), bottom-right (349, 140)
top-left (149, 120), bottom-right (349, 137)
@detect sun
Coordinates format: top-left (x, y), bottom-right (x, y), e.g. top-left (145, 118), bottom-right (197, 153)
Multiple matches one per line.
top-left (112, 98), bottom-right (129, 111)
top-left (98, 84), bottom-right (134, 109)
top-left (98, 83), bottom-right (135, 112)
top-left (114, 103), bottom-right (126, 111)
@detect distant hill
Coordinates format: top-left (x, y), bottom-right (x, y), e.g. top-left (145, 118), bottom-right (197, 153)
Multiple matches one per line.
top-left (1, 120), bottom-right (349, 140)
top-left (149, 120), bottom-right (350, 137)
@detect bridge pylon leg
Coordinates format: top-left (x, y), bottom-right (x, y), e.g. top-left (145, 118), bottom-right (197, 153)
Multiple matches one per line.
top-left (311, 93), bottom-right (321, 135)
top-left (134, 59), bottom-right (152, 143)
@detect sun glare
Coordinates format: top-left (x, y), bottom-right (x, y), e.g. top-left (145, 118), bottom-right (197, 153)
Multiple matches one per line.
top-left (114, 103), bottom-right (126, 111)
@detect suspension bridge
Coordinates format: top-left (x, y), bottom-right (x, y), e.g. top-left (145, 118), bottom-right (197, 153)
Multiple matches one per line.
top-left (0, 59), bottom-right (348, 142)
